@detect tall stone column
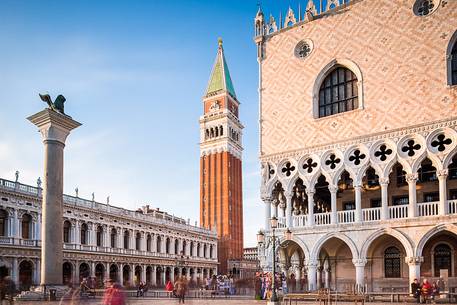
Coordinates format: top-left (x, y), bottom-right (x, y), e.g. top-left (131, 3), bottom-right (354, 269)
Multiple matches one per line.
top-left (438, 169), bottom-right (448, 215)
top-left (28, 108), bottom-right (81, 286)
top-left (306, 260), bottom-right (317, 291)
top-left (329, 185), bottom-right (338, 224)
top-left (406, 256), bottom-right (423, 292)
top-left (353, 258), bottom-right (367, 292)
top-left (406, 173), bottom-right (418, 218)
top-left (380, 178), bottom-right (390, 220)
top-left (151, 266), bottom-right (157, 286)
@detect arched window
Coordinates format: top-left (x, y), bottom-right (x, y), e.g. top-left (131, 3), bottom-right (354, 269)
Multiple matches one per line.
top-left (96, 226), bottom-right (103, 247)
top-left (318, 66), bottom-right (358, 118)
top-left (123, 230), bottom-right (129, 249)
top-left (197, 243), bottom-right (201, 257)
top-left (448, 34), bottom-right (457, 85)
top-left (434, 244), bottom-right (452, 276)
top-left (182, 240), bottom-right (187, 255)
top-left (210, 245), bottom-right (213, 258)
top-left (0, 209), bottom-right (7, 237)
top-left (384, 246), bottom-right (401, 278)
top-left (80, 223), bottom-right (88, 245)
top-left (203, 244), bottom-right (207, 258)
top-left (63, 221), bottom-right (71, 243)
top-left (174, 239), bottom-right (179, 255)
top-left (166, 238), bottom-right (170, 254)
top-left (157, 236), bottom-right (162, 253)
top-left (110, 228), bottom-right (117, 248)
top-left (135, 232), bottom-right (141, 251)
top-left (220, 126), bottom-right (223, 136)
top-left (21, 214), bottom-right (32, 239)
top-left (190, 241), bottom-right (194, 256)
top-left (146, 234), bottom-right (151, 252)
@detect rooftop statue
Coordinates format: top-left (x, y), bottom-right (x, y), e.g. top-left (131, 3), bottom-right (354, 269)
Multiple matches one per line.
top-left (39, 93), bottom-right (66, 115)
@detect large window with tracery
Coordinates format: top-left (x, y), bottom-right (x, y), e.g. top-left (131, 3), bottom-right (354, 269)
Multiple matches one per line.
top-left (434, 244), bottom-right (452, 276)
top-left (319, 67), bottom-right (358, 118)
top-left (384, 246), bottom-right (401, 278)
top-left (451, 43), bottom-right (457, 85)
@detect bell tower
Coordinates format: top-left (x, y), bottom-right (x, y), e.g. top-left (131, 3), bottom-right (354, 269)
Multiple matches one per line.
top-left (199, 38), bottom-right (244, 274)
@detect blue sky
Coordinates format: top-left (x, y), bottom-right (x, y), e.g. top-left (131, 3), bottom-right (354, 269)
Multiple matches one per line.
top-left (0, 0), bottom-right (310, 246)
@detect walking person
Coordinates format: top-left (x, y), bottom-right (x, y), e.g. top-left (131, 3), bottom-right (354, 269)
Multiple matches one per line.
top-left (102, 279), bottom-right (126, 305)
top-left (174, 276), bottom-right (187, 304)
top-left (2, 277), bottom-right (15, 305)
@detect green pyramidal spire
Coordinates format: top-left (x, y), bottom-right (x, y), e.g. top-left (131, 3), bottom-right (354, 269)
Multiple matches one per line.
top-left (205, 38), bottom-right (237, 99)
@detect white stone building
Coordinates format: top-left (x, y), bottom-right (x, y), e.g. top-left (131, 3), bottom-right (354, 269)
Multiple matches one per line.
top-left (0, 177), bottom-right (217, 290)
top-left (255, 0), bottom-right (457, 293)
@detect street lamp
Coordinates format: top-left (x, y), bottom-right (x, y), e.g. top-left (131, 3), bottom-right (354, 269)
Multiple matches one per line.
top-left (257, 217), bottom-right (293, 305)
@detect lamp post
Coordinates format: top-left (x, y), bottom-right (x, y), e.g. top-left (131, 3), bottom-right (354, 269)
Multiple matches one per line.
top-left (257, 217), bottom-right (292, 305)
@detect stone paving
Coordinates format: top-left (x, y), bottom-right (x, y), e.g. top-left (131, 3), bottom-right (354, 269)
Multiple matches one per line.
top-left (12, 300), bottom-right (457, 305)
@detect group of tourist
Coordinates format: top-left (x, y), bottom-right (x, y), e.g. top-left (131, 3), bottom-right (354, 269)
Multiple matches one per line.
top-left (0, 276), bottom-right (16, 305)
top-left (411, 278), bottom-right (444, 304)
top-left (254, 271), bottom-right (289, 300)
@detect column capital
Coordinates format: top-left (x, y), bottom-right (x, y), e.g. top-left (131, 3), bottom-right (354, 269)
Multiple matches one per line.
top-left (352, 258), bottom-right (367, 267)
top-left (438, 169), bottom-right (449, 179)
top-left (406, 173), bottom-right (418, 183)
top-left (27, 108), bottom-right (81, 144)
top-left (284, 190), bottom-right (294, 199)
top-left (305, 259), bottom-right (318, 267)
top-left (306, 189), bottom-right (316, 196)
top-left (328, 185), bottom-right (338, 193)
top-left (405, 256), bottom-right (424, 265)
top-left (379, 177), bottom-right (390, 186)
top-left (261, 196), bottom-right (273, 203)
top-left (353, 184), bottom-right (362, 191)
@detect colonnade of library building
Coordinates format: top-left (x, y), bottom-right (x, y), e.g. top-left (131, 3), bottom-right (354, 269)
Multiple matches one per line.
top-left (0, 178), bottom-right (217, 290)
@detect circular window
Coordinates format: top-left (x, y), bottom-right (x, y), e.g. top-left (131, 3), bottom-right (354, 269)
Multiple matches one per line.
top-left (413, 0), bottom-right (440, 17)
top-left (294, 39), bottom-right (313, 59)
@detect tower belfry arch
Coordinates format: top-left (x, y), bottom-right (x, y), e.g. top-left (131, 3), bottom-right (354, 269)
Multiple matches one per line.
top-left (199, 38), bottom-right (244, 274)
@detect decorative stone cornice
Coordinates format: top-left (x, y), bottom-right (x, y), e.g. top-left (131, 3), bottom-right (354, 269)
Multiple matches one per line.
top-left (260, 117), bottom-right (457, 163)
top-left (405, 256), bottom-right (424, 265)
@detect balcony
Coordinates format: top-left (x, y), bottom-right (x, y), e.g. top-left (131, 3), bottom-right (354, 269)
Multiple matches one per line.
top-left (279, 200), bottom-right (457, 228)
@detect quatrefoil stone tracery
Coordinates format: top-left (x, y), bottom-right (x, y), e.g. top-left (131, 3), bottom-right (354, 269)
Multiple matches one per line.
top-left (401, 139), bottom-right (421, 157)
top-left (431, 134), bottom-right (452, 152)
top-left (282, 162), bottom-right (296, 177)
top-left (348, 149), bottom-right (366, 165)
top-left (302, 158), bottom-right (317, 173)
top-left (374, 144), bottom-right (393, 162)
top-left (325, 154), bottom-right (341, 170)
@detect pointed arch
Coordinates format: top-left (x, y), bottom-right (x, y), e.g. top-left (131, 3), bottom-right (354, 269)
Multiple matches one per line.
top-left (447, 29), bottom-right (457, 86)
top-left (310, 232), bottom-right (359, 260)
top-left (312, 58), bottom-right (364, 118)
top-left (360, 228), bottom-right (414, 259)
top-left (416, 224), bottom-right (457, 257)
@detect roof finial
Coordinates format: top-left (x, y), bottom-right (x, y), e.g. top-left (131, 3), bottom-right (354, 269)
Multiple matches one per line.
top-left (218, 37), bottom-right (223, 48)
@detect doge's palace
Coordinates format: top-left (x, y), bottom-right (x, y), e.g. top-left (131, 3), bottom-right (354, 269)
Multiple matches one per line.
top-left (255, 0), bottom-right (457, 293)
top-left (0, 177), bottom-right (217, 291)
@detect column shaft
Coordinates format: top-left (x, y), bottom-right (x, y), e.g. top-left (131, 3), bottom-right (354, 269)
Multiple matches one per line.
top-left (264, 198), bottom-right (271, 230)
top-left (41, 140), bottom-right (65, 285)
top-left (307, 264), bottom-right (317, 291)
top-left (354, 185), bottom-right (362, 223)
top-left (438, 170), bottom-right (448, 215)
top-left (329, 186), bottom-right (338, 224)
top-left (380, 179), bottom-right (389, 220)
top-left (285, 193), bottom-right (293, 228)
top-left (307, 190), bottom-right (315, 227)
top-left (407, 174), bottom-right (418, 218)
